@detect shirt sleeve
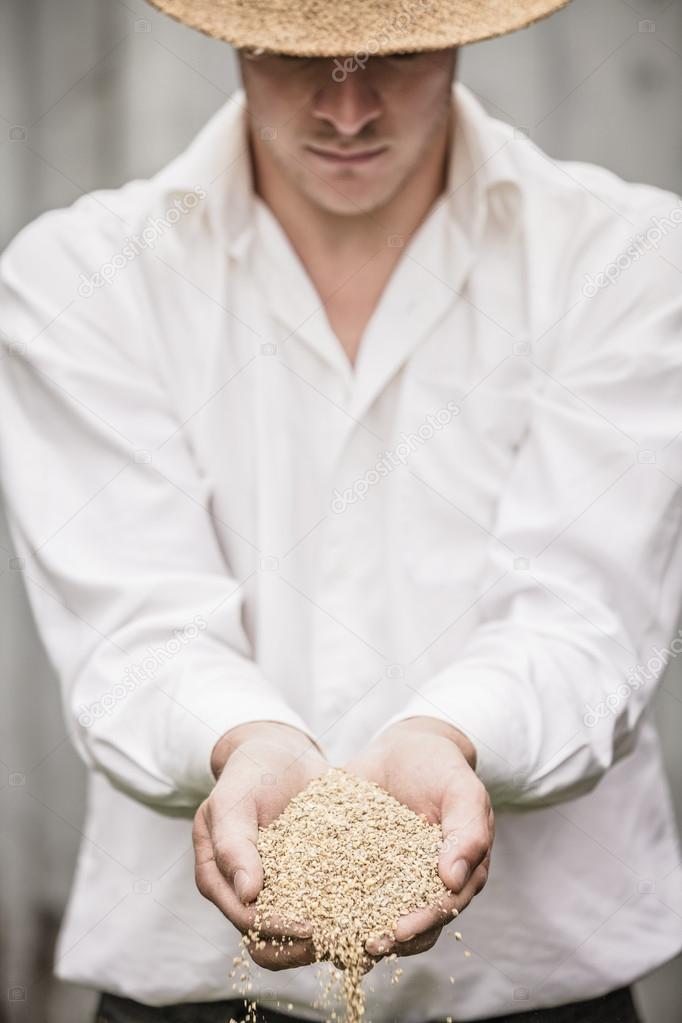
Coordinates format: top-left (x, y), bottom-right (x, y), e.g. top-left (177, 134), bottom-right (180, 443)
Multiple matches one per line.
top-left (377, 192), bottom-right (682, 809)
top-left (0, 196), bottom-right (315, 812)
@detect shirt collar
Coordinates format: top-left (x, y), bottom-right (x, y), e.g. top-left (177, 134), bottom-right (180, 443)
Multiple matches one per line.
top-left (444, 80), bottom-right (523, 249)
top-left (151, 80), bottom-right (523, 260)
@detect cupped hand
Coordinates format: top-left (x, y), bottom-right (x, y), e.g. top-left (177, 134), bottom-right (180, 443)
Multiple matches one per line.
top-left (192, 721), bottom-right (328, 971)
top-left (344, 716), bottom-right (494, 961)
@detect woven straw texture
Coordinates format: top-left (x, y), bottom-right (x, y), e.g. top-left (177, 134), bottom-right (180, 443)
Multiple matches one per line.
top-left (145, 0), bottom-right (571, 57)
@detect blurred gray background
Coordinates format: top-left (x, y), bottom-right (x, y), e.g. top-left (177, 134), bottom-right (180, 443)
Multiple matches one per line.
top-left (0, 0), bottom-right (681, 1021)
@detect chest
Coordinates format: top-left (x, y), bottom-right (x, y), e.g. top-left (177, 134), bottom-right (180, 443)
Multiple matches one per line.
top-left (154, 211), bottom-right (536, 569)
top-left (322, 284), bottom-right (385, 368)
top-left (180, 298), bottom-right (532, 548)
top-left (315, 248), bottom-right (409, 369)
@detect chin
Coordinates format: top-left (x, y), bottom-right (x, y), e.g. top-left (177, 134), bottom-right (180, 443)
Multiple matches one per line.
top-left (304, 180), bottom-right (395, 217)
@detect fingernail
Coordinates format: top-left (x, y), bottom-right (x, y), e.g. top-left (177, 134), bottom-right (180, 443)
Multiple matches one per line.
top-left (398, 933), bottom-right (416, 943)
top-left (234, 869), bottom-right (250, 903)
top-left (451, 859), bottom-right (470, 892)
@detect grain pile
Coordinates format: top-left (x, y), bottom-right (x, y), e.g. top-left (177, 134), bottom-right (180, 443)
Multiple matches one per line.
top-left (249, 767), bottom-right (452, 1022)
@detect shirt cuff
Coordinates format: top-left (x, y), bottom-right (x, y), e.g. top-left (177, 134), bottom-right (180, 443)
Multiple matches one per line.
top-left (81, 668), bottom-right (320, 808)
top-left (168, 675), bottom-right (321, 798)
top-left (372, 664), bottom-right (537, 800)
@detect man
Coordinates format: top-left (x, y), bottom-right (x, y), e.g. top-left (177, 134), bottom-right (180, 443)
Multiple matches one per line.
top-left (1, 0), bottom-right (681, 1020)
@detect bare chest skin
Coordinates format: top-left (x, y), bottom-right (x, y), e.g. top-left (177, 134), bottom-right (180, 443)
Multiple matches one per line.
top-left (308, 245), bottom-right (406, 369)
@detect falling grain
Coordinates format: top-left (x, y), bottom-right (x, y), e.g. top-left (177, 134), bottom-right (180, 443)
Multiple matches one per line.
top-left (250, 768), bottom-right (452, 1022)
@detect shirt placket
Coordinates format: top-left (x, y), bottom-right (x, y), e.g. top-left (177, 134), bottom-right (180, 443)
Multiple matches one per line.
top-left (248, 195), bottom-right (479, 755)
top-left (350, 245), bottom-right (485, 750)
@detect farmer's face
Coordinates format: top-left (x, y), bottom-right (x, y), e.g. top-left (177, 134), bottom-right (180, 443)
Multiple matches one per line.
top-left (238, 48), bottom-right (458, 216)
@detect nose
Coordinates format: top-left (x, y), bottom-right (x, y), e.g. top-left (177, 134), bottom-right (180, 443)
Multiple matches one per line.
top-left (311, 64), bottom-right (383, 138)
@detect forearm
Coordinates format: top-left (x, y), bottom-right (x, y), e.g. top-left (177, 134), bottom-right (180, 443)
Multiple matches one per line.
top-left (382, 623), bottom-right (636, 809)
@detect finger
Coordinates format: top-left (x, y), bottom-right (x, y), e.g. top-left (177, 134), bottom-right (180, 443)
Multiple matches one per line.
top-left (390, 889), bottom-right (460, 944)
top-left (197, 779), bottom-right (263, 904)
top-left (249, 939), bottom-right (377, 974)
top-left (453, 858), bottom-right (490, 914)
top-left (194, 842), bottom-right (259, 933)
top-left (193, 801), bottom-right (250, 924)
top-left (193, 805), bottom-right (311, 938)
top-left (210, 808), bottom-right (263, 905)
top-left (250, 909), bottom-right (314, 939)
top-left (392, 923), bottom-right (443, 958)
top-left (382, 858), bottom-right (491, 951)
top-left (439, 779), bottom-right (493, 894)
top-left (246, 934), bottom-right (318, 971)
top-left (196, 853), bottom-right (315, 939)
top-left (365, 932), bottom-right (394, 956)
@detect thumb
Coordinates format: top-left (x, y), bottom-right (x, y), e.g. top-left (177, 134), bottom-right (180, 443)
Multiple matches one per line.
top-left (209, 794), bottom-right (264, 905)
top-left (439, 777), bottom-right (492, 893)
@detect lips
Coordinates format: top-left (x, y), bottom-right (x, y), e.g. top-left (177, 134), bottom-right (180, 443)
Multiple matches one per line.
top-left (307, 145), bottom-right (387, 164)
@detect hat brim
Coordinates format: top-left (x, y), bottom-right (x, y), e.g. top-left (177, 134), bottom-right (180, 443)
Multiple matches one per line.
top-left (146, 0), bottom-right (571, 58)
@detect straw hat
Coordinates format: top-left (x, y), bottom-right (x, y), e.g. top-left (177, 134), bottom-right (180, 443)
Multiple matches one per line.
top-left (145, 1), bottom-right (571, 58)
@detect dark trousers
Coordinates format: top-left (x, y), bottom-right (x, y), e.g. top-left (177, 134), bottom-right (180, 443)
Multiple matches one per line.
top-left (95, 985), bottom-right (641, 1023)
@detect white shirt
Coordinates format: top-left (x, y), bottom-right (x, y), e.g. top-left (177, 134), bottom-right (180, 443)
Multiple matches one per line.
top-left (1, 81), bottom-right (681, 1020)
